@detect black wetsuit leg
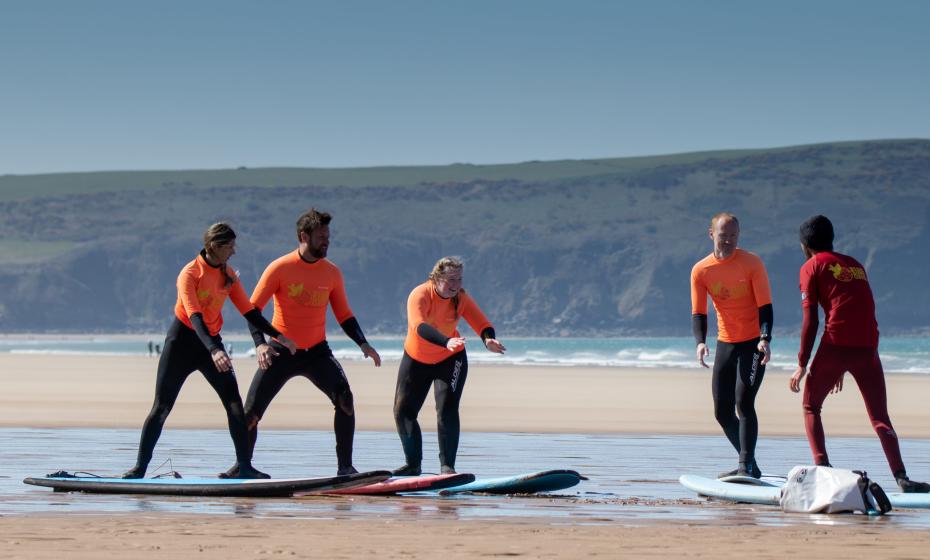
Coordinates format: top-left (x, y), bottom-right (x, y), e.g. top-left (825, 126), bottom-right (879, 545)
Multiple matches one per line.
top-left (245, 341), bottom-right (355, 470)
top-left (433, 352), bottom-right (468, 470)
top-left (197, 358), bottom-right (253, 468)
top-left (303, 343), bottom-right (355, 471)
top-left (243, 344), bottom-right (301, 462)
top-left (393, 351), bottom-right (469, 471)
top-left (393, 352), bottom-right (436, 468)
top-left (131, 318), bottom-right (253, 472)
top-left (131, 320), bottom-right (197, 471)
top-left (712, 338), bottom-right (765, 464)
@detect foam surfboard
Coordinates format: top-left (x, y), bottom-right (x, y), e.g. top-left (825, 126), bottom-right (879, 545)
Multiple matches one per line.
top-left (679, 474), bottom-right (781, 505)
top-left (23, 470), bottom-right (392, 498)
top-left (439, 469), bottom-right (586, 495)
top-left (323, 473), bottom-right (476, 495)
top-left (717, 474), bottom-right (781, 487)
top-left (680, 474), bottom-right (930, 509)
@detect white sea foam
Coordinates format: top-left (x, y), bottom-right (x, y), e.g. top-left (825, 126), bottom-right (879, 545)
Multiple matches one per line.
top-left (2, 337), bottom-right (929, 373)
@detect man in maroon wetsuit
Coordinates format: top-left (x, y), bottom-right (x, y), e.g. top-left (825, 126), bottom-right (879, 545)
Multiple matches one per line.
top-left (789, 215), bottom-right (929, 493)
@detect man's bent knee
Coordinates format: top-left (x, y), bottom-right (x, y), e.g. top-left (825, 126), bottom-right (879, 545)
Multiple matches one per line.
top-left (335, 388), bottom-right (354, 416)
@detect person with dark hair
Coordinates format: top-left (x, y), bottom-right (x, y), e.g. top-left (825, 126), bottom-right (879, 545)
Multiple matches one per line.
top-left (691, 212), bottom-right (773, 479)
top-left (222, 209), bottom-right (381, 477)
top-left (392, 256), bottom-right (506, 476)
top-left (123, 223), bottom-right (296, 479)
top-left (790, 215), bottom-right (929, 493)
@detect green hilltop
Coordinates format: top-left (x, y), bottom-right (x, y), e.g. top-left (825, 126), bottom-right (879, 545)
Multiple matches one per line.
top-left (1, 138), bottom-right (928, 336)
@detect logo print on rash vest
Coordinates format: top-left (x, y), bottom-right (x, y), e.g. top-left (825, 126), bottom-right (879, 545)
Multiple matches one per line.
top-left (709, 281), bottom-right (749, 301)
top-left (286, 283), bottom-right (329, 307)
top-left (828, 264), bottom-right (866, 283)
top-left (196, 288), bottom-right (222, 310)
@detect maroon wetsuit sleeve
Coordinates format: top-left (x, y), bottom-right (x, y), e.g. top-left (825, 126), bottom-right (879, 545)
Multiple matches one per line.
top-left (798, 260), bottom-right (819, 367)
top-left (798, 305), bottom-right (819, 367)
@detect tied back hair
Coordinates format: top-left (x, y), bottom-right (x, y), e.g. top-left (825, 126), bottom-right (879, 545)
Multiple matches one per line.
top-left (203, 222), bottom-right (237, 288)
top-left (428, 256), bottom-right (465, 318)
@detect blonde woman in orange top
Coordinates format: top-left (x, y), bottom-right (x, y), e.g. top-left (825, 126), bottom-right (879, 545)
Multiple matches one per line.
top-left (123, 223), bottom-right (296, 480)
top-left (392, 257), bottom-right (506, 476)
top-left (690, 213), bottom-right (773, 479)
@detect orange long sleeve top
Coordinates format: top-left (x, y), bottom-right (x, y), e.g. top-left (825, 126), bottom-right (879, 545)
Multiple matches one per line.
top-left (174, 253), bottom-right (252, 336)
top-left (250, 250), bottom-right (354, 350)
top-left (690, 248), bottom-right (772, 343)
top-left (403, 280), bottom-right (493, 365)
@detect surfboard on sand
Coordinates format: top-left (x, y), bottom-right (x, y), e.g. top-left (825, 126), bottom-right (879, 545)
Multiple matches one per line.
top-left (23, 470), bottom-right (392, 498)
top-left (323, 473), bottom-right (476, 495)
top-left (439, 469), bottom-right (586, 495)
top-left (679, 474), bottom-right (781, 505)
top-left (717, 473), bottom-right (782, 487)
top-left (680, 474), bottom-right (930, 509)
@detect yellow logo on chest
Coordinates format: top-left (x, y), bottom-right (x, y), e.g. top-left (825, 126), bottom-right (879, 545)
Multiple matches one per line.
top-left (709, 281), bottom-right (749, 301)
top-left (287, 283), bottom-right (329, 307)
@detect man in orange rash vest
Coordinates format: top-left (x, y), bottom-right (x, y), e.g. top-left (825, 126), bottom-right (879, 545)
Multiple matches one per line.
top-left (221, 209), bottom-right (381, 477)
top-left (691, 212), bottom-right (773, 479)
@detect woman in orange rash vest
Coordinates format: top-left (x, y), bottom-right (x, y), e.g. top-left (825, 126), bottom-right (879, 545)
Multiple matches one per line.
top-left (392, 257), bottom-right (506, 476)
top-left (122, 223), bottom-right (296, 479)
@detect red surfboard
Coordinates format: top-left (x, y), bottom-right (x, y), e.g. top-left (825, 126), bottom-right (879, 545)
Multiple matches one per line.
top-left (323, 473), bottom-right (475, 495)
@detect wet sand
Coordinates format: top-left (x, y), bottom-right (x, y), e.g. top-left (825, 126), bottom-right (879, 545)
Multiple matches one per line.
top-left (4, 353), bottom-right (930, 558)
top-left (2, 514), bottom-right (929, 559)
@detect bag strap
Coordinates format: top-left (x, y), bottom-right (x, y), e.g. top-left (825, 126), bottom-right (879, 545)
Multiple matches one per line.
top-left (854, 470), bottom-right (892, 515)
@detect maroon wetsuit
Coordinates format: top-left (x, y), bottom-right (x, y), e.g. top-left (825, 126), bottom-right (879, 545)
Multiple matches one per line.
top-left (798, 251), bottom-right (904, 475)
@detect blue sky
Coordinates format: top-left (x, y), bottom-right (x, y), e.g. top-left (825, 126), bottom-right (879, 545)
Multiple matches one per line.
top-left (2, 0), bottom-right (928, 174)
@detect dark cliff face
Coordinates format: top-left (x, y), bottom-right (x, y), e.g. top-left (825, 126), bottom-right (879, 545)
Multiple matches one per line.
top-left (1, 139), bottom-right (928, 335)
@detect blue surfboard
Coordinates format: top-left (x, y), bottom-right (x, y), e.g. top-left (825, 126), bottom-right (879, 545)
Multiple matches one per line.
top-left (439, 469), bottom-right (586, 495)
top-left (680, 474), bottom-right (930, 509)
top-left (23, 470), bottom-right (392, 497)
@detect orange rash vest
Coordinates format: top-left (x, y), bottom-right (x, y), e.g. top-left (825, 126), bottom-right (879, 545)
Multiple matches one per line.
top-left (690, 248), bottom-right (772, 344)
top-left (250, 250), bottom-right (354, 350)
top-left (174, 253), bottom-right (253, 336)
top-left (403, 280), bottom-right (493, 365)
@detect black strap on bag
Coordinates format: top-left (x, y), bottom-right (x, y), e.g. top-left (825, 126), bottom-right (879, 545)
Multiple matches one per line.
top-left (854, 470), bottom-right (892, 515)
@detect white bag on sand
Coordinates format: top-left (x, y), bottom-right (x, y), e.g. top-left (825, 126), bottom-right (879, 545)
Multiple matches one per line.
top-left (780, 465), bottom-right (891, 514)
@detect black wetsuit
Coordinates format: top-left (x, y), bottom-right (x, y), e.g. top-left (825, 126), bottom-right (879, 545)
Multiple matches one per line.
top-left (242, 340), bottom-right (357, 471)
top-left (130, 318), bottom-right (250, 473)
top-left (711, 338), bottom-right (766, 465)
top-left (693, 304), bottom-right (772, 467)
top-left (393, 350), bottom-right (469, 470)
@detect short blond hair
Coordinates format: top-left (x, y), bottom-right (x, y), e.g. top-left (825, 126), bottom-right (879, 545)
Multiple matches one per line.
top-left (710, 212), bottom-right (739, 230)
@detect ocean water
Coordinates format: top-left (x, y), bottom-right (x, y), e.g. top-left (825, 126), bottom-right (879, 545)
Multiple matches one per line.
top-left (4, 428), bottom-right (930, 528)
top-left (2, 335), bottom-right (930, 373)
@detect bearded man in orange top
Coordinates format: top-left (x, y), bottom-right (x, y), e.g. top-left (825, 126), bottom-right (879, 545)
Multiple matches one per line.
top-left (223, 209), bottom-right (381, 477)
top-left (690, 213), bottom-right (773, 479)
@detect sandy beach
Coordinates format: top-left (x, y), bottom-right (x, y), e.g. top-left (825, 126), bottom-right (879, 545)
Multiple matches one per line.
top-left (3, 353), bottom-right (930, 558)
top-left (2, 514), bottom-right (930, 560)
top-left (2, 353), bottom-right (930, 437)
